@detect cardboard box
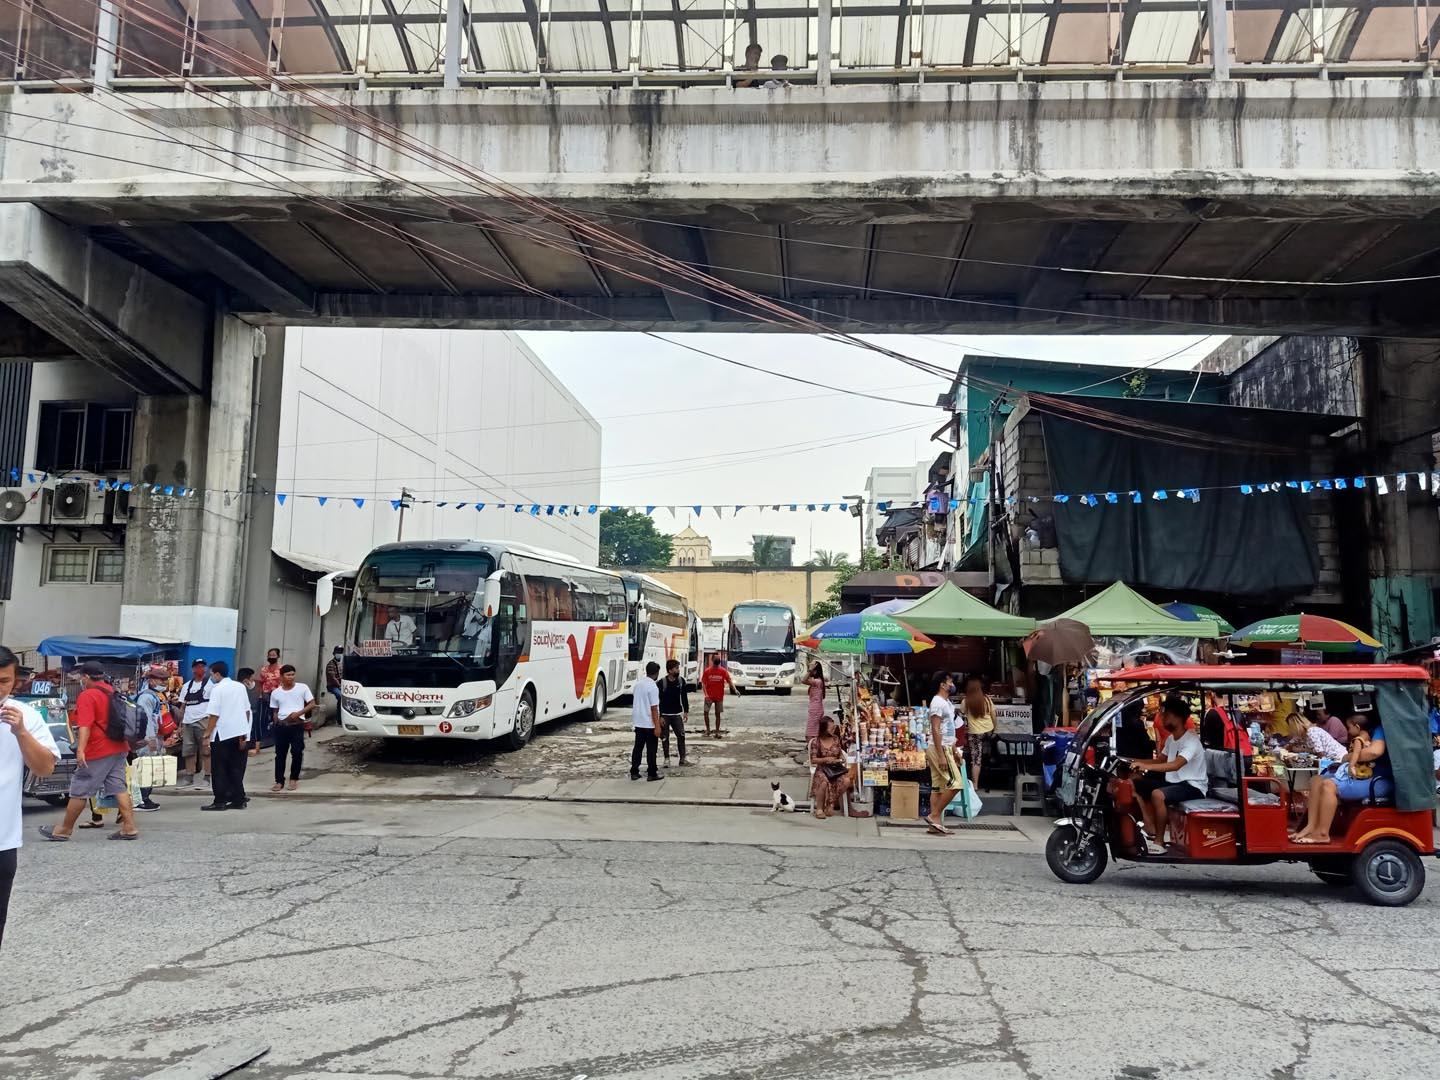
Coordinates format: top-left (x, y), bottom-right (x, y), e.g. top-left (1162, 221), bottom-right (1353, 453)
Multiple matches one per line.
top-left (890, 780), bottom-right (920, 820)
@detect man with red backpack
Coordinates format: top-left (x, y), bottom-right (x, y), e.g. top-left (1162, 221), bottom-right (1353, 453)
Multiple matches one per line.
top-left (1201, 690), bottom-right (1253, 772)
top-left (38, 661), bottom-right (139, 842)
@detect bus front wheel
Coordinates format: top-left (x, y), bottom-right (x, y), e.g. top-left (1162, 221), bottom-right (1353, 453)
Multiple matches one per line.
top-left (589, 676), bottom-right (608, 721)
top-left (506, 689), bottom-right (536, 751)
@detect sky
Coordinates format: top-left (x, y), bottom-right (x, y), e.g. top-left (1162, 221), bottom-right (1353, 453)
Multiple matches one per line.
top-left (523, 332), bottom-right (1227, 563)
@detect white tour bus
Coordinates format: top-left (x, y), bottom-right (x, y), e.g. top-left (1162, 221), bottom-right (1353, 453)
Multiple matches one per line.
top-left (617, 572), bottom-right (692, 693)
top-left (337, 540), bottom-right (630, 748)
top-left (724, 600), bottom-right (800, 693)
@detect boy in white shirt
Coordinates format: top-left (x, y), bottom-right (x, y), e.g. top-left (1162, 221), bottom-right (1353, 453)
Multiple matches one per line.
top-left (268, 665), bottom-right (316, 792)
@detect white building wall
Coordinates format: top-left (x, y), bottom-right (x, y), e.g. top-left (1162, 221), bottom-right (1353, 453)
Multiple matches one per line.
top-left (271, 328), bottom-right (601, 568)
top-left (1, 360), bottom-right (133, 657)
top-left (863, 463), bottom-right (928, 544)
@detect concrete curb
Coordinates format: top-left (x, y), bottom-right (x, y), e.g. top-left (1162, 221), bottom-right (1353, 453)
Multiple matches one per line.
top-left (150, 786), bottom-right (781, 809)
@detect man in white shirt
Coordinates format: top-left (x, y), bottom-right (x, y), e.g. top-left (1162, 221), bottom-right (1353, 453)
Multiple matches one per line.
top-left (269, 665), bottom-right (316, 793)
top-left (1130, 695), bottom-right (1209, 853)
top-left (0, 645), bottom-right (61, 948)
top-left (178, 658), bottom-right (213, 788)
top-left (629, 661), bottom-right (663, 782)
top-left (203, 662), bottom-right (252, 812)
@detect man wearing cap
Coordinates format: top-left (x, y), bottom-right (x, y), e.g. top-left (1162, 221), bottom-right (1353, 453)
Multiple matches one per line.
top-left (133, 666), bottom-right (170, 813)
top-left (178, 658), bottom-right (212, 789)
top-left (39, 661), bottom-right (139, 841)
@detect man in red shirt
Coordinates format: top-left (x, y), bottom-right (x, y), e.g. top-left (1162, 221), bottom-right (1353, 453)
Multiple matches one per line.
top-left (38, 661), bottom-right (139, 841)
top-left (699, 655), bottom-right (735, 739)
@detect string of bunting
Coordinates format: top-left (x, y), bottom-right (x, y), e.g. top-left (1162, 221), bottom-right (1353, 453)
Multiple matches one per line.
top-left (7, 466), bottom-right (1440, 518)
top-left (880, 468), bottom-right (1440, 513)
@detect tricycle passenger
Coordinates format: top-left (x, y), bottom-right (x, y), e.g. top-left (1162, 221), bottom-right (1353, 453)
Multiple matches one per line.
top-left (1291, 713), bottom-right (1393, 844)
top-left (1129, 695), bottom-right (1208, 854)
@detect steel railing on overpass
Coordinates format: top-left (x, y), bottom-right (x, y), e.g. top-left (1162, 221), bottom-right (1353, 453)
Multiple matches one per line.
top-left (0, 0), bottom-right (1436, 92)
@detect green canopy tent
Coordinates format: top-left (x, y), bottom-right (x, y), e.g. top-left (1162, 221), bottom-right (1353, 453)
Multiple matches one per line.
top-left (1054, 581), bottom-right (1221, 639)
top-left (894, 581), bottom-right (1037, 638)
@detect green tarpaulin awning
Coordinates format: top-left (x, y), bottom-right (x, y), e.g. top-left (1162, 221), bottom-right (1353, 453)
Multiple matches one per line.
top-left (894, 581), bottom-right (1037, 638)
top-left (1056, 581), bottom-right (1220, 638)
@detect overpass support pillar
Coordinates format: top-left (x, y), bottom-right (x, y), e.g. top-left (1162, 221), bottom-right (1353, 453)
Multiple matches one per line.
top-left (120, 317), bottom-right (284, 670)
top-left (1357, 338), bottom-right (1440, 651)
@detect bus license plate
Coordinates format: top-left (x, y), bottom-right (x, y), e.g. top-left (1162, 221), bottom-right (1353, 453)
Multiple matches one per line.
top-left (397, 724), bottom-right (424, 736)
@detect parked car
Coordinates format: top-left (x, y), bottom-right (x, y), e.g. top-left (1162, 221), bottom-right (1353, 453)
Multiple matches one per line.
top-left (18, 690), bottom-right (77, 806)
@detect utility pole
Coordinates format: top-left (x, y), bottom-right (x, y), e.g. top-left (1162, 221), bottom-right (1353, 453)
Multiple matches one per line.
top-left (396, 487), bottom-right (413, 541)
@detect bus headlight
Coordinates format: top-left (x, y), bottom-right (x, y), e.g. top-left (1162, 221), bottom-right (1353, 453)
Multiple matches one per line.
top-left (448, 695), bottom-right (493, 719)
top-left (342, 696), bottom-right (372, 717)
top-left (729, 664), bottom-right (746, 677)
top-left (778, 665), bottom-right (796, 677)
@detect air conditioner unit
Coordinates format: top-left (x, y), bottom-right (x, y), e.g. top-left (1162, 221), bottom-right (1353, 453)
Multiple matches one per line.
top-left (0, 487), bottom-right (45, 526)
top-left (51, 481), bottom-right (90, 521)
top-left (105, 487), bottom-right (132, 524)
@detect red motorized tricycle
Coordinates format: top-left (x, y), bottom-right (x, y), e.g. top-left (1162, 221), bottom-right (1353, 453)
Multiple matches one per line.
top-left (1046, 665), bottom-right (1437, 906)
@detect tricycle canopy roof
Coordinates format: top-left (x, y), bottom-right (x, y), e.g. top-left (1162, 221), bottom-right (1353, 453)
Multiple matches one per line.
top-left (1099, 663), bottom-right (1428, 685)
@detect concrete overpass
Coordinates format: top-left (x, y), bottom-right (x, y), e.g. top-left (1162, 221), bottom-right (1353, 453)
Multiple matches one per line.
top-left (0, 80), bottom-right (1437, 351)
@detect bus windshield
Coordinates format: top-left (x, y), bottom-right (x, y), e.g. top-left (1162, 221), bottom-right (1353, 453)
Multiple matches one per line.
top-left (728, 605), bottom-right (796, 658)
top-left (349, 550), bottom-right (496, 660)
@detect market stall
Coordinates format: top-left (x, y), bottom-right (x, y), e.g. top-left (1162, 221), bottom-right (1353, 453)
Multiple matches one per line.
top-left (840, 582), bottom-right (1046, 816)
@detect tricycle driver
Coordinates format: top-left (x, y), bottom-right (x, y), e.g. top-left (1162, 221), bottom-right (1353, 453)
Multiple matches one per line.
top-left (1129, 695), bottom-right (1208, 853)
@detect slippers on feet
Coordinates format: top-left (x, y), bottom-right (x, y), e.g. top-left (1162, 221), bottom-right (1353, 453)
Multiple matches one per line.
top-left (925, 821), bottom-right (952, 836)
top-left (108, 831), bottom-right (138, 840)
top-left (78, 821), bottom-right (105, 830)
top-left (38, 825), bottom-right (70, 842)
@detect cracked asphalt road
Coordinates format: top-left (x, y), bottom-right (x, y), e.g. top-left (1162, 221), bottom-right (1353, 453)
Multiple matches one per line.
top-left (3, 796), bottom-right (1438, 1080)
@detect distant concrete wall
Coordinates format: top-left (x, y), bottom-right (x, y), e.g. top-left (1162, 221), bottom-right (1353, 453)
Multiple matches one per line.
top-left (641, 567), bottom-right (842, 622)
top-left (1220, 336), bottom-right (1362, 418)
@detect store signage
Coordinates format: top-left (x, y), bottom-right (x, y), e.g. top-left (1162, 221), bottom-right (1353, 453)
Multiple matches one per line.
top-left (1280, 648), bottom-right (1323, 665)
top-left (993, 703), bottom-right (1033, 734)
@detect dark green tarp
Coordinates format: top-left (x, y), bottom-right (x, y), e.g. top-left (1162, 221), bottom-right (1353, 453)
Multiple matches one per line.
top-left (1040, 415), bottom-right (1320, 595)
top-left (1375, 681), bottom-right (1438, 813)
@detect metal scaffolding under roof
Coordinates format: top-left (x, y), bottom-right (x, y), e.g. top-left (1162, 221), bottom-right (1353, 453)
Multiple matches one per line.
top-left (1, 0), bottom-right (1436, 87)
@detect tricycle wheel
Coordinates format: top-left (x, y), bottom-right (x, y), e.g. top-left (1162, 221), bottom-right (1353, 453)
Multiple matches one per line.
top-left (1350, 839), bottom-right (1425, 907)
top-left (1046, 825), bottom-right (1107, 885)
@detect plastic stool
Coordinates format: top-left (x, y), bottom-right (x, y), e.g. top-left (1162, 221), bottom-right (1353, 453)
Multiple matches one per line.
top-left (1014, 773), bottom-right (1045, 815)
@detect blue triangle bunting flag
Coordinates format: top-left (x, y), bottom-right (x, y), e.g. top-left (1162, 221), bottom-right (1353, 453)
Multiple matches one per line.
top-left (317, 497), bottom-right (327, 506)
top-left (353, 498), bottom-right (365, 508)
top-left (276, 493), bottom-right (287, 506)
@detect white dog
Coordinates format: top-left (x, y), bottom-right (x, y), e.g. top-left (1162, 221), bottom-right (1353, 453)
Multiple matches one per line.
top-left (770, 782), bottom-right (798, 812)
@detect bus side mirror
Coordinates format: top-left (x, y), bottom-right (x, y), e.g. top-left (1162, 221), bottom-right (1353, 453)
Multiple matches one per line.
top-left (482, 572), bottom-right (504, 619)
